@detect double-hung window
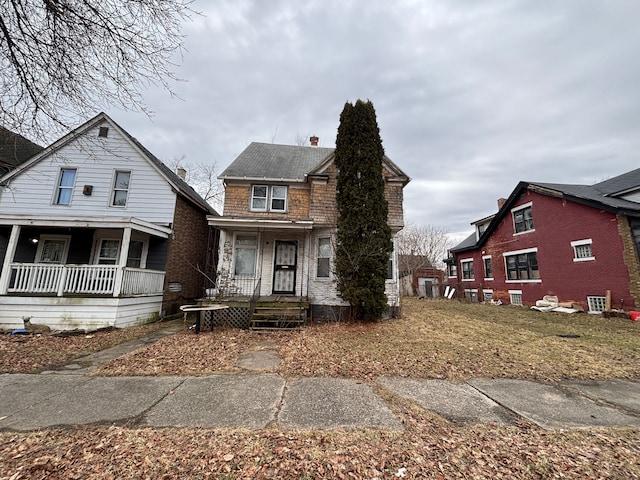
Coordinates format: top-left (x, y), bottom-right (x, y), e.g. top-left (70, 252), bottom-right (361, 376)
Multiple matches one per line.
top-left (316, 237), bottom-right (331, 278)
top-left (512, 203), bottom-right (534, 234)
top-left (111, 170), bottom-right (131, 207)
top-left (234, 235), bottom-right (258, 275)
top-left (97, 239), bottom-right (120, 265)
top-left (571, 239), bottom-right (594, 262)
top-left (251, 185), bottom-right (287, 212)
top-left (461, 259), bottom-right (474, 280)
top-left (36, 235), bottom-right (71, 264)
top-left (55, 168), bottom-right (76, 205)
top-left (504, 248), bottom-right (540, 281)
top-left (483, 255), bottom-right (493, 280)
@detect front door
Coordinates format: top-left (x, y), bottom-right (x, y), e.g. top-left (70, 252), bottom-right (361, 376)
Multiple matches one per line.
top-left (272, 240), bottom-right (297, 294)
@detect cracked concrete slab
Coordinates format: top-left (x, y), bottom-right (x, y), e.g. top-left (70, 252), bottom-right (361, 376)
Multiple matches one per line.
top-left (562, 379), bottom-right (640, 413)
top-left (142, 374), bottom-right (285, 429)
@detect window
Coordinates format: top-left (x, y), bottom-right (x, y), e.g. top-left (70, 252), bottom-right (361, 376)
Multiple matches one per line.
top-left (111, 171), bottom-right (131, 207)
top-left (316, 237), bottom-right (331, 278)
top-left (448, 262), bottom-right (457, 278)
top-left (461, 259), bottom-right (474, 280)
top-left (512, 203), bottom-right (534, 234)
top-left (509, 290), bottom-right (523, 306)
top-left (587, 296), bottom-right (606, 313)
top-left (571, 239), bottom-right (595, 262)
top-left (464, 289), bottom-right (478, 302)
top-left (234, 235), bottom-right (257, 275)
top-left (251, 185), bottom-right (288, 212)
top-left (483, 255), bottom-right (493, 279)
top-left (97, 239), bottom-right (120, 264)
top-left (483, 289), bottom-right (493, 302)
top-left (36, 236), bottom-right (70, 264)
top-left (504, 248), bottom-right (540, 282)
top-left (55, 168), bottom-right (76, 205)
top-left (98, 126), bottom-right (109, 137)
top-left (386, 243), bottom-right (394, 280)
top-left (127, 240), bottom-right (145, 268)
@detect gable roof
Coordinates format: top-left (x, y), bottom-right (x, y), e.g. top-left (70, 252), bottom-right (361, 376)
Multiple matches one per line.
top-left (0, 127), bottom-right (44, 175)
top-left (451, 168), bottom-right (640, 254)
top-left (220, 141), bottom-right (410, 185)
top-left (0, 113), bottom-right (216, 215)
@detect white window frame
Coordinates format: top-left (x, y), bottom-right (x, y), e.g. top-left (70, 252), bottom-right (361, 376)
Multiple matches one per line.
top-left (36, 235), bottom-right (71, 264)
top-left (587, 296), bottom-right (607, 313)
top-left (126, 239), bottom-right (148, 268)
top-left (504, 247), bottom-right (541, 283)
top-left (250, 185), bottom-right (288, 212)
top-left (386, 241), bottom-right (395, 281)
top-left (316, 236), bottom-right (332, 279)
top-left (53, 168), bottom-right (77, 206)
top-left (464, 288), bottom-right (479, 302)
top-left (571, 239), bottom-right (595, 262)
top-left (233, 233), bottom-right (258, 276)
top-left (94, 237), bottom-right (121, 265)
top-left (482, 255), bottom-right (493, 280)
top-left (460, 258), bottom-right (474, 281)
top-left (512, 202), bottom-right (534, 235)
top-left (509, 289), bottom-right (523, 306)
top-left (483, 289), bottom-right (494, 302)
top-left (110, 170), bottom-right (131, 208)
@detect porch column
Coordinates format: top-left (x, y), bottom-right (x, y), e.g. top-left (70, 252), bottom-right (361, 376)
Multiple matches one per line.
top-left (0, 225), bottom-right (21, 294)
top-left (112, 227), bottom-right (132, 296)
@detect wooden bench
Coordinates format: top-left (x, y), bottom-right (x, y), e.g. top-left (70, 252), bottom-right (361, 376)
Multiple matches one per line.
top-left (179, 304), bottom-right (229, 333)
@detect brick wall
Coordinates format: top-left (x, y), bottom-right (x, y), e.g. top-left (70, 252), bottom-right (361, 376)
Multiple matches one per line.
top-left (163, 196), bottom-right (212, 313)
top-left (453, 189), bottom-right (636, 310)
top-left (617, 214), bottom-right (640, 309)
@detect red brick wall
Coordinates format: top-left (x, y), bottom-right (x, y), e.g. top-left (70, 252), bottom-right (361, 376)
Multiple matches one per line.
top-left (163, 196), bottom-right (211, 313)
top-left (454, 189), bottom-right (637, 310)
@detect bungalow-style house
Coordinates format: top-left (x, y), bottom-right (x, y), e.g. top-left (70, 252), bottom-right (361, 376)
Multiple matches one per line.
top-left (0, 113), bottom-right (217, 331)
top-left (446, 168), bottom-right (640, 313)
top-left (208, 139), bottom-right (409, 326)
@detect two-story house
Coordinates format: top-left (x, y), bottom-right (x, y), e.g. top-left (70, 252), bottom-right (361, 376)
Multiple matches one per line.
top-left (208, 139), bottom-right (409, 326)
top-left (447, 168), bottom-right (640, 313)
top-left (0, 113), bottom-right (217, 331)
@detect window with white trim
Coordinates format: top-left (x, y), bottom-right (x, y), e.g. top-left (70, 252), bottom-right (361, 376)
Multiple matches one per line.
top-left (36, 235), bottom-right (71, 264)
top-left (483, 255), bottom-right (493, 279)
top-left (448, 262), bottom-right (457, 278)
top-left (234, 235), bottom-right (258, 275)
top-left (504, 248), bottom-right (540, 282)
top-left (316, 237), bottom-right (331, 278)
top-left (54, 168), bottom-right (76, 205)
top-left (587, 296), bottom-right (606, 313)
top-left (111, 170), bottom-right (131, 207)
top-left (461, 259), bottom-right (474, 280)
top-left (571, 239), bottom-right (594, 262)
top-left (386, 243), bottom-right (394, 280)
top-left (127, 240), bottom-right (145, 268)
top-left (509, 290), bottom-right (523, 306)
top-left (251, 185), bottom-right (288, 212)
top-left (97, 239), bottom-right (120, 265)
top-left (464, 289), bottom-right (478, 302)
top-left (483, 289), bottom-right (493, 302)
top-left (512, 203), bottom-right (534, 234)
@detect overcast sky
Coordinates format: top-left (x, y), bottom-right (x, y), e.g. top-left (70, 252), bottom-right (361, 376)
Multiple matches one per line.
top-left (113, 0), bottom-right (640, 243)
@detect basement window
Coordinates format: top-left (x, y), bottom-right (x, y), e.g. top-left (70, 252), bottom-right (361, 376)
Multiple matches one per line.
top-left (509, 290), bottom-right (523, 306)
top-left (587, 296), bottom-right (606, 313)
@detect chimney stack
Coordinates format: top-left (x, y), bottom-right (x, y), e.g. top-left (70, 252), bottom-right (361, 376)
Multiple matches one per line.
top-left (497, 198), bottom-right (507, 210)
top-left (177, 167), bottom-right (187, 180)
top-left (310, 136), bottom-right (319, 147)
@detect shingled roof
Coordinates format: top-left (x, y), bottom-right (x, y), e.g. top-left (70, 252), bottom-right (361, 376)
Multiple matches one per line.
top-left (219, 142), bottom-right (335, 181)
top-left (0, 127), bottom-right (43, 175)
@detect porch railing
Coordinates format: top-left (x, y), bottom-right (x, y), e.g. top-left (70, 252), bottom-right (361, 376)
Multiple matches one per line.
top-left (218, 275), bottom-right (261, 298)
top-left (6, 263), bottom-right (165, 297)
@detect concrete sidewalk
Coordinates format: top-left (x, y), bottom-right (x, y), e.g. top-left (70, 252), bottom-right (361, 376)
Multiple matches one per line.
top-left (1, 373), bottom-right (639, 432)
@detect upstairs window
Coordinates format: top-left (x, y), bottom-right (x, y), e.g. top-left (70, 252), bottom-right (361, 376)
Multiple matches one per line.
top-left (111, 171), bottom-right (131, 207)
top-left (512, 203), bottom-right (534, 234)
top-left (251, 185), bottom-right (288, 212)
top-left (461, 259), bottom-right (474, 280)
top-left (55, 168), bottom-right (76, 205)
top-left (571, 239), bottom-right (595, 262)
top-left (316, 237), bottom-right (331, 278)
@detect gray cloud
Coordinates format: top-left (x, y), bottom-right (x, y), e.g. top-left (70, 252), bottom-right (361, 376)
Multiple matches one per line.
top-left (115, 0), bottom-right (640, 243)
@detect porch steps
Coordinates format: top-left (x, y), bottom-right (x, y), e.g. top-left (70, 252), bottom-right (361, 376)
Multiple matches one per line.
top-left (250, 304), bottom-right (308, 331)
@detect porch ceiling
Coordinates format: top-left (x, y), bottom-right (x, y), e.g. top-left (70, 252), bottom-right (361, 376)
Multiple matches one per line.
top-left (207, 217), bottom-right (314, 230)
top-left (0, 214), bottom-right (172, 238)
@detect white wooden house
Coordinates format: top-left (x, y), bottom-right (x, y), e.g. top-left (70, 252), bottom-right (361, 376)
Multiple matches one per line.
top-left (0, 113), bottom-right (216, 331)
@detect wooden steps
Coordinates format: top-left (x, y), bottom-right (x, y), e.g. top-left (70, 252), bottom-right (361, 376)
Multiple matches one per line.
top-left (250, 304), bottom-right (307, 331)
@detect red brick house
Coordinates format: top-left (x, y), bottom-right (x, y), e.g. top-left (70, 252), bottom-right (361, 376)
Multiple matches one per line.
top-left (0, 113), bottom-right (217, 330)
top-left (208, 139), bottom-right (409, 326)
top-left (446, 169), bottom-right (640, 313)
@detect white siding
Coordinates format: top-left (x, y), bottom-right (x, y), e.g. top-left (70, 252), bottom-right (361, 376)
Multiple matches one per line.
top-left (0, 121), bottom-right (177, 224)
top-left (0, 295), bottom-right (163, 331)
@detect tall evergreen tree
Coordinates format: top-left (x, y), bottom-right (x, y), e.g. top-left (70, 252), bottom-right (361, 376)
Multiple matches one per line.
top-left (334, 99), bottom-right (392, 320)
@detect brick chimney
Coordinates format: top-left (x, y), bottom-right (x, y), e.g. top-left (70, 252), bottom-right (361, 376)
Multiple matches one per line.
top-left (310, 136), bottom-right (319, 147)
top-left (497, 198), bottom-right (507, 210)
top-left (177, 167), bottom-right (187, 180)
